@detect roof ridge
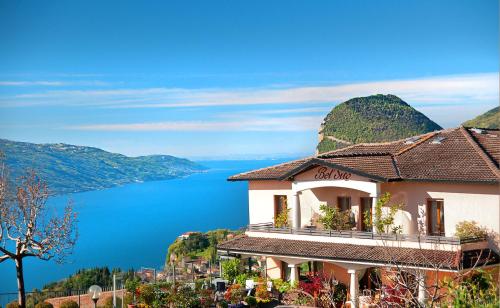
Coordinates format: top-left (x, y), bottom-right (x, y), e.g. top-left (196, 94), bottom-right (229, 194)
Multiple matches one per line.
top-left (319, 130), bottom-right (447, 157)
top-left (228, 156), bottom-right (313, 179)
top-left (394, 131), bottom-right (439, 156)
top-left (391, 155), bottom-right (402, 178)
top-left (460, 126), bottom-right (500, 178)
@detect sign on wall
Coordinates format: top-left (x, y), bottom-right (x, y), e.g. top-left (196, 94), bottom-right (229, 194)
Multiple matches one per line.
top-left (314, 166), bottom-right (352, 180)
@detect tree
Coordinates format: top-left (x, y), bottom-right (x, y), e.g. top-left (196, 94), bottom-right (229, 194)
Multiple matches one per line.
top-left (0, 163), bottom-right (78, 308)
top-left (221, 258), bottom-right (241, 283)
top-left (370, 192), bottom-right (403, 233)
top-left (369, 234), bottom-right (497, 307)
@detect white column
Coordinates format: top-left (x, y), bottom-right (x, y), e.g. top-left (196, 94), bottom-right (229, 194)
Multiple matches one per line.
top-left (291, 192), bottom-right (300, 229)
top-left (348, 269), bottom-right (359, 308)
top-left (371, 195), bottom-right (378, 234)
top-left (417, 271), bottom-right (427, 306)
top-left (288, 264), bottom-right (299, 284)
top-left (371, 183), bottom-right (381, 234)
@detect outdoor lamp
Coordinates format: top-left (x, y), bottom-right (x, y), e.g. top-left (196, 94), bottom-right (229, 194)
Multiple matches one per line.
top-left (88, 285), bottom-right (103, 308)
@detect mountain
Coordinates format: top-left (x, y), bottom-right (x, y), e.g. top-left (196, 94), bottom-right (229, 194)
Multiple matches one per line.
top-left (317, 94), bottom-right (442, 153)
top-left (462, 106), bottom-right (499, 129)
top-left (0, 139), bottom-right (206, 194)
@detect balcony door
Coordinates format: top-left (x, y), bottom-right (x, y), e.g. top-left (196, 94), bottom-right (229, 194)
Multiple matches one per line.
top-left (427, 199), bottom-right (445, 236)
top-left (274, 195), bottom-right (288, 225)
top-left (360, 197), bottom-right (373, 231)
top-left (337, 196), bottom-right (351, 211)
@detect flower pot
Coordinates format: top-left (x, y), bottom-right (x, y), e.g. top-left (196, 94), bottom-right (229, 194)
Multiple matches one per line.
top-left (127, 304), bottom-right (136, 308)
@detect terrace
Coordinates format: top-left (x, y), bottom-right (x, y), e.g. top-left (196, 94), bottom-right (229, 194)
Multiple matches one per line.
top-left (245, 222), bottom-right (488, 251)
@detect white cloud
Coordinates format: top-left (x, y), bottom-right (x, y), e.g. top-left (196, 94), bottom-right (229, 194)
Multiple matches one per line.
top-left (0, 73), bottom-right (497, 109)
top-left (67, 116), bottom-right (323, 132)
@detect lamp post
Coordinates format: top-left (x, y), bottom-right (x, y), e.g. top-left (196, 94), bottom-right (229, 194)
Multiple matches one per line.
top-left (88, 285), bottom-right (102, 308)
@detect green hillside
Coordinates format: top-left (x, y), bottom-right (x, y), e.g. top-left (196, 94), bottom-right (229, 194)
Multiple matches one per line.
top-left (462, 106), bottom-right (499, 129)
top-left (0, 139), bottom-right (206, 194)
top-left (317, 94), bottom-right (442, 153)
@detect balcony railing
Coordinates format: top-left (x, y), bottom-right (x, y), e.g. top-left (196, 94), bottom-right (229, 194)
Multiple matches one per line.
top-left (247, 223), bottom-right (486, 245)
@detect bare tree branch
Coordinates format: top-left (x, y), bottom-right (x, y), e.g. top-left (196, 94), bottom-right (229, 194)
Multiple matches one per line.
top-left (0, 164), bottom-right (78, 308)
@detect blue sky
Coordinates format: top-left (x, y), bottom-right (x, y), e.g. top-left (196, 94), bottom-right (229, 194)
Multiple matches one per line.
top-left (0, 0), bottom-right (498, 159)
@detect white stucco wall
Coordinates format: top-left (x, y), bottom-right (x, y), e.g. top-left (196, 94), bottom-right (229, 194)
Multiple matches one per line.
top-left (299, 187), bottom-right (370, 228)
top-left (248, 180), bottom-right (293, 224)
top-left (382, 181), bottom-right (500, 237)
top-left (247, 174), bottom-right (500, 239)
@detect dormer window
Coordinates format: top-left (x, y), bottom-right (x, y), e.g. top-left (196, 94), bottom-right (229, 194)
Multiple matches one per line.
top-left (404, 136), bottom-right (421, 144)
top-left (430, 136), bottom-right (446, 144)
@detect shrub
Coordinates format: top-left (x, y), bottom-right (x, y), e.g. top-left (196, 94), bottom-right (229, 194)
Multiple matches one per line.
top-left (137, 284), bottom-right (156, 306)
top-left (444, 270), bottom-right (499, 307)
top-left (123, 293), bottom-right (133, 306)
top-left (224, 284), bottom-right (244, 304)
top-left (6, 302), bottom-right (20, 308)
top-left (221, 258), bottom-right (241, 283)
top-left (455, 221), bottom-right (488, 240)
top-left (101, 296), bottom-right (122, 308)
top-left (35, 302), bottom-right (54, 308)
top-left (216, 300), bottom-right (228, 308)
top-left (59, 300), bottom-right (79, 308)
top-left (319, 204), bottom-right (353, 231)
top-left (235, 273), bottom-right (249, 285)
top-left (244, 296), bottom-right (257, 307)
top-left (332, 283), bottom-right (347, 303)
top-left (125, 277), bottom-right (141, 294)
top-left (271, 278), bottom-right (291, 293)
top-left (255, 279), bottom-right (270, 301)
top-left (274, 209), bottom-right (290, 228)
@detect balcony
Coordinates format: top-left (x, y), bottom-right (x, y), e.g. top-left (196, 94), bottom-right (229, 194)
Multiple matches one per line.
top-left (245, 223), bottom-right (487, 250)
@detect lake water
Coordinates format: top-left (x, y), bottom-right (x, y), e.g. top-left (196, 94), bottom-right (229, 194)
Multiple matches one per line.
top-left (0, 159), bottom-right (288, 293)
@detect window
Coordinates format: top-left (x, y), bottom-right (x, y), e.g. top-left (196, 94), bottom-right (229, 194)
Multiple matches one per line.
top-left (337, 196), bottom-right (351, 212)
top-left (274, 195), bottom-right (288, 224)
top-left (427, 199), bottom-right (445, 236)
top-left (360, 197), bottom-right (373, 231)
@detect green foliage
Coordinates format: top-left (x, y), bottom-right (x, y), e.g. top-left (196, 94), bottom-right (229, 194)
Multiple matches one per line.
top-left (125, 276), bottom-right (141, 294)
top-left (244, 296), bottom-right (257, 307)
top-left (332, 283), bottom-right (347, 303)
top-left (100, 296), bottom-right (122, 308)
top-left (42, 267), bottom-right (136, 292)
top-left (373, 193), bottom-right (403, 234)
top-left (59, 300), bottom-right (79, 308)
top-left (317, 139), bottom-right (339, 153)
top-left (318, 204), bottom-right (353, 231)
top-left (123, 293), bottom-right (134, 306)
top-left (455, 221), bottom-right (488, 240)
top-left (34, 302), bottom-right (54, 308)
top-left (167, 229), bottom-right (236, 265)
top-left (274, 208), bottom-right (290, 228)
top-left (137, 284), bottom-right (156, 306)
top-left (463, 106), bottom-right (499, 129)
top-left (444, 270), bottom-right (499, 307)
top-left (6, 302), bottom-right (20, 308)
top-left (317, 94), bottom-right (442, 153)
top-left (221, 258), bottom-right (241, 283)
top-left (362, 210), bottom-right (373, 232)
top-left (0, 139), bottom-right (206, 194)
top-left (271, 279), bottom-right (293, 293)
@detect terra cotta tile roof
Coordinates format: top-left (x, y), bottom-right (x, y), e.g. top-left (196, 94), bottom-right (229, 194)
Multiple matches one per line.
top-left (217, 235), bottom-right (499, 270)
top-left (228, 127), bottom-right (500, 183)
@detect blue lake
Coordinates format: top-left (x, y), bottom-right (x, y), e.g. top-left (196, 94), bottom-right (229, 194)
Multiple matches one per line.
top-left (0, 159), bottom-right (287, 293)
